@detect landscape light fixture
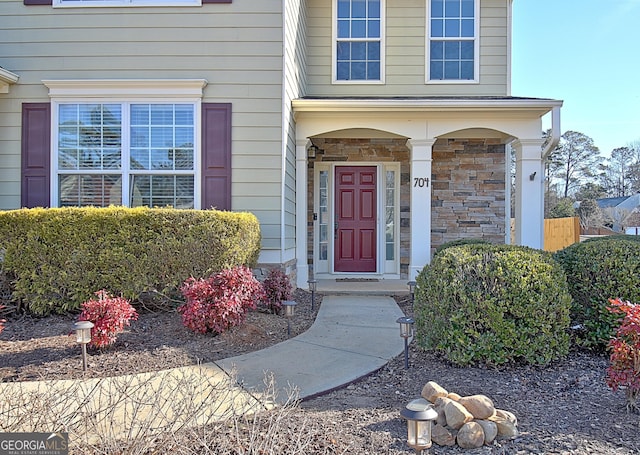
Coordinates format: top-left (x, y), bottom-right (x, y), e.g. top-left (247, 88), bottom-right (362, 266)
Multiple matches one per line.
top-left (73, 320), bottom-right (94, 371)
top-left (308, 279), bottom-right (317, 311)
top-left (397, 316), bottom-right (414, 369)
top-left (282, 300), bottom-right (297, 337)
top-left (407, 280), bottom-right (416, 309)
top-left (400, 398), bottom-right (438, 454)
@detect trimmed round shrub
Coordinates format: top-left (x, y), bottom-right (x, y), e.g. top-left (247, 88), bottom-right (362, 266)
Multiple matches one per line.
top-left (553, 238), bottom-right (640, 349)
top-left (433, 237), bottom-right (490, 258)
top-left (583, 234), bottom-right (640, 244)
top-left (415, 244), bottom-right (571, 367)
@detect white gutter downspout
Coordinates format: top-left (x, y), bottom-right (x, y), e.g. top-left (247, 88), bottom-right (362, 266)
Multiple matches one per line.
top-left (542, 105), bottom-right (561, 159)
top-left (535, 105), bottom-right (561, 249)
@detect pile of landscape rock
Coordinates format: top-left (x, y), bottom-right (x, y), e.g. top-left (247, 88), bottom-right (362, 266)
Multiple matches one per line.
top-left (421, 381), bottom-right (519, 449)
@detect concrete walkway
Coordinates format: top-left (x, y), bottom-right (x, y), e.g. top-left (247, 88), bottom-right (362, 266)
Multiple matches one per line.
top-left (217, 295), bottom-right (406, 402)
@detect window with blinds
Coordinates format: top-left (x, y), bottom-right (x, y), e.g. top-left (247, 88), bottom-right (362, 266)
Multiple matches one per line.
top-left (55, 102), bottom-right (196, 208)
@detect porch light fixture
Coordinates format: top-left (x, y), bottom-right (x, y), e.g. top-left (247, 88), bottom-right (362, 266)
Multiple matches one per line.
top-left (307, 144), bottom-right (318, 159)
top-left (73, 320), bottom-right (94, 371)
top-left (407, 280), bottom-right (416, 309)
top-left (308, 279), bottom-right (317, 311)
top-left (282, 300), bottom-right (297, 337)
top-left (400, 398), bottom-right (438, 454)
top-left (397, 316), bottom-right (414, 369)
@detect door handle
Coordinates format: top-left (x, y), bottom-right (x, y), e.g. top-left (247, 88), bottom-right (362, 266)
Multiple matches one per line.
top-left (334, 222), bottom-right (338, 239)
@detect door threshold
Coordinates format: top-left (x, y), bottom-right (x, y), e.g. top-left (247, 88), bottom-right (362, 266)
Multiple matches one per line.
top-left (314, 278), bottom-right (409, 295)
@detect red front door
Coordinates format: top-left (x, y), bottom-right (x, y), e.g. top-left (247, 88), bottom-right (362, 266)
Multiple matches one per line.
top-left (334, 166), bottom-right (377, 272)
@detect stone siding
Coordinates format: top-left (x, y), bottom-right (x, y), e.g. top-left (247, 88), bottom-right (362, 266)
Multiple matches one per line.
top-left (431, 139), bottom-right (506, 254)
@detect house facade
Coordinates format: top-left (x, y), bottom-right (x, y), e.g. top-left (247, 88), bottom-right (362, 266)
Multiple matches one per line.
top-left (0, 0), bottom-right (561, 287)
top-left (596, 195), bottom-right (640, 233)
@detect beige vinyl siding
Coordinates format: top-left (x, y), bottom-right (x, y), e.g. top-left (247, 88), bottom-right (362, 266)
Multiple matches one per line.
top-left (283, 0), bottom-right (308, 256)
top-left (0, 0), bottom-right (287, 253)
top-left (0, 101), bottom-right (21, 208)
top-left (306, 0), bottom-right (510, 97)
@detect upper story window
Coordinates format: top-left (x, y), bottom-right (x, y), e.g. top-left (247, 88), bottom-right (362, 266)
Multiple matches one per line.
top-left (427, 0), bottom-right (479, 83)
top-left (53, 0), bottom-right (201, 7)
top-left (334, 0), bottom-right (385, 83)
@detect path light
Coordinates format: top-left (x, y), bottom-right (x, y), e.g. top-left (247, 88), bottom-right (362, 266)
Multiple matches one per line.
top-left (73, 320), bottom-right (94, 371)
top-left (400, 398), bottom-right (438, 454)
top-left (308, 279), bottom-right (317, 311)
top-left (408, 280), bottom-right (416, 310)
top-left (396, 316), bottom-right (414, 369)
top-left (282, 300), bottom-right (297, 337)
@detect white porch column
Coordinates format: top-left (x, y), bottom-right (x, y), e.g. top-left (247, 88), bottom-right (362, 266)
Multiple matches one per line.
top-left (295, 139), bottom-right (310, 288)
top-left (512, 139), bottom-right (545, 249)
top-left (408, 139), bottom-right (436, 280)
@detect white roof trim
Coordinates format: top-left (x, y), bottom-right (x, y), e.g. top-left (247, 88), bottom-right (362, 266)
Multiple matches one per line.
top-left (0, 68), bottom-right (19, 94)
top-left (293, 98), bottom-right (563, 115)
top-left (42, 79), bottom-right (208, 98)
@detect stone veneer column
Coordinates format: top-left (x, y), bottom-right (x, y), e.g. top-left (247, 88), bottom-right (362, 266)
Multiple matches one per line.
top-left (512, 139), bottom-right (545, 249)
top-left (295, 139), bottom-right (310, 288)
top-left (408, 139), bottom-right (436, 280)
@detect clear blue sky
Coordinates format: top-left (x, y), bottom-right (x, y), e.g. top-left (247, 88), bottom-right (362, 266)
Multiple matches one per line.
top-left (511, 0), bottom-right (640, 156)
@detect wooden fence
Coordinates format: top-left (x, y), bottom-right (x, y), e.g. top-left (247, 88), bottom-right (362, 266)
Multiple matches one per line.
top-left (511, 217), bottom-right (581, 252)
top-left (544, 217), bottom-right (581, 252)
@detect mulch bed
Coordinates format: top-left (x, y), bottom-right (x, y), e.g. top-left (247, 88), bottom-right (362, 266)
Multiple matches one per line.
top-left (1, 291), bottom-right (639, 454)
top-left (0, 289), bottom-right (318, 382)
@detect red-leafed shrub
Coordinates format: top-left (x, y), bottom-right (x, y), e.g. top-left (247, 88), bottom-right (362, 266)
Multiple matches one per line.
top-left (0, 305), bottom-right (5, 334)
top-left (606, 298), bottom-right (640, 413)
top-left (78, 290), bottom-right (139, 349)
top-left (261, 269), bottom-right (292, 314)
top-left (178, 266), bottom-right (266, 335)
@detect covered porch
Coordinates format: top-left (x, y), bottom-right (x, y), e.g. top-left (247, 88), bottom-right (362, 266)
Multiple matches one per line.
top-left (292, 97), bottom-right (562, 288)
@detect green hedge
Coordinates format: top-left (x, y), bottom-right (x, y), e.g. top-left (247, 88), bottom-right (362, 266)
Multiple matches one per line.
top-left (433, 237), bottom-right (490, 258)
top-left (415, 244), bottom-right (571, 367)
top-left (583, 234), bottom-right (640, 244)
top-left (553, 238), bottom-right (640, 349)
top-left (0, 207), bottom-right (261, 315)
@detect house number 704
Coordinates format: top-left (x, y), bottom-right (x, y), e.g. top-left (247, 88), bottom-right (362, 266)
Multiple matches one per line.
top-left (413, 177), bottom-right (430, 188)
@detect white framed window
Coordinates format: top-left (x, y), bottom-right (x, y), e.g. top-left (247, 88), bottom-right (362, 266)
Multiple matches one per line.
top-left (44, 80), bottom-right (206, 209)
top-left (53, 0), bottom-right (201, 7)
top-left (333, 0), bottom-right (385, 84)
top-left (426, 0), bottom-right (479, 83)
